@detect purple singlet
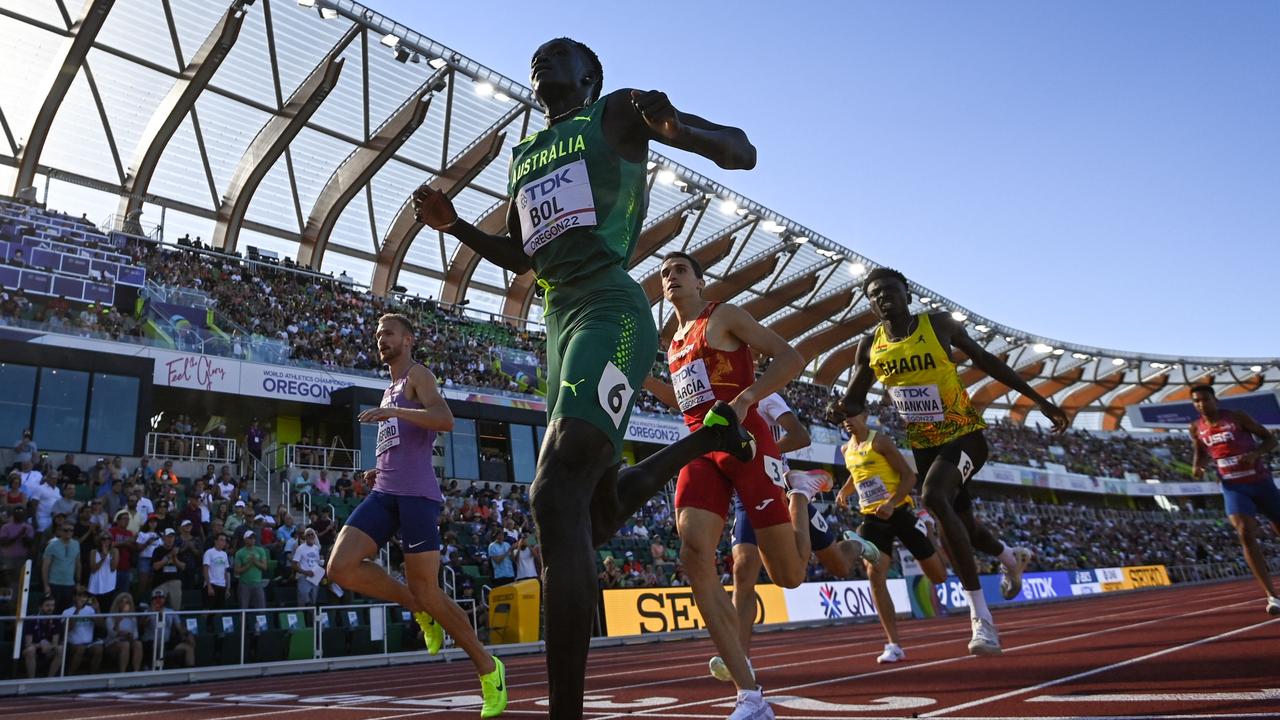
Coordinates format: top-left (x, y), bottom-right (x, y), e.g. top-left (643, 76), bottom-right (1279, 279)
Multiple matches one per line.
top-left (373, 366), bottom-right (441, 501)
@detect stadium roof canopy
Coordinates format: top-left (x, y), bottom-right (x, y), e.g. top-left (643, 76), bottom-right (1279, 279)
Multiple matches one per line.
top-left (2, 0), bottom-right (1277, 430)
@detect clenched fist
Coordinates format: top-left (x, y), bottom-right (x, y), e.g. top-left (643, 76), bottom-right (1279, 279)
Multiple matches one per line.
top-left (412, 184), bottom-right (458, 231)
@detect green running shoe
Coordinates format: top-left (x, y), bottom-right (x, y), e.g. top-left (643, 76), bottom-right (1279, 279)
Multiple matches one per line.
top-left (479, 656), bottom-right (507, 718)
top-left (414, 611), bottom-right (444, 655)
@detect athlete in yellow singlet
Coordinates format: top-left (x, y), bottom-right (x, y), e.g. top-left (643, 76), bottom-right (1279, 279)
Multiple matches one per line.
top-left (830, 267), bottom-right (1068, 656)
top-left (836, 410), bottom-right (945, 664)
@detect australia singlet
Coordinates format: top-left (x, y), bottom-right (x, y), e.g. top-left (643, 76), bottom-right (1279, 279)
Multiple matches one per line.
top-left (1194, 413), bottom-right (1272, 485)
top-left (667, 302), bottom-right (755, 428)
top-left (869, 313), bottom-right (985, 449)
top-left (508, 95), bottom-right (648, 289)
top-left (374, 366), bottom-right (441, 501)
top-left (844, 429), bottom-right (910, 516)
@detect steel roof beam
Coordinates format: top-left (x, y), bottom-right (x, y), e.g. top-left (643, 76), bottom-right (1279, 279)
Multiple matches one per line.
top-left (768, 287), bottom-right (855, 342)
top-left (372, 124), bottom-right (508, 296)
top-left (439, 200), bottom-right (509, 305)
top-left (298, 70), bottom-right (444, 269)
top-left (211, 24), bottom-right (357, 253)
top-left (1101, 373), bottom-right (1170, 430)
top-left (10, 0), bottom-right (116, 196)
top-left (1008, 366), bottom-right (1087, 424)
top-left (639, 232), bottom-right (735, 303)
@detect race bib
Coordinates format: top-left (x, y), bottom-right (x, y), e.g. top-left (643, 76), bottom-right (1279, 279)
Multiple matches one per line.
top-left (672, 359), bottom-right (715, 413)
top-left (1216, 455), bottom-right (1255, 481)
top-left (517, 158), bottom-right (598, 255)
top-left (887, 384), bottom-right (945, 423)
top-left (376, 417), bottom-right (401, 456)
top-left (764, 456), bottom-right (788, 490)
top-left (856, 475), bottom-right (891, 507)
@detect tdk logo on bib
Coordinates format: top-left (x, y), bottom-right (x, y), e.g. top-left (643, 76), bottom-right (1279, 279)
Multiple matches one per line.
top-left (518, 159), bottom-right (598, 256)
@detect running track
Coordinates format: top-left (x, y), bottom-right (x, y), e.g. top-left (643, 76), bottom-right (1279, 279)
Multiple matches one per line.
top-left (2, 579), bottom-right (1276, 719)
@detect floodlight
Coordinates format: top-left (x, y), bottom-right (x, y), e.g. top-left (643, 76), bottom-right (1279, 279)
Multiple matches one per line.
top-left (951, 311), bottom-right (967, 322)
top-left (1250, 365), bottom-right (1263, 372)
top-left (428, 57), bottom-right (448, 69)
top-left (656, 169), bottom-right (676, 185)
top-left (474, 81), bottom-right (494, 97)
top-left (1111, 358), bottom-right (1126, 366)
top-left (719, 198), bottom-right (738, 214)
top-left (380, 33), bottom-right (399, 47)
top-left (1033, 343), bottom-right (1053, 354)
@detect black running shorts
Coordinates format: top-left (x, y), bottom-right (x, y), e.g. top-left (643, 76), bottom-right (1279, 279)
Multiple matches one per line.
top-left (857, 503), bottom-right (936, 560)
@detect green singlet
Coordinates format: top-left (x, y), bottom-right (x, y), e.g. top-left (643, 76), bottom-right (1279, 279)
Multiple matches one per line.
top-left (508, 96), bottom-right (657, 460)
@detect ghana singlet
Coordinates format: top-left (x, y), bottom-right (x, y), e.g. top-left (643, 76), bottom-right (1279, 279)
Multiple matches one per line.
top-left (844, 429), bottom-right (911, 516)
top-left (869, 313), bottom-right (985, 449)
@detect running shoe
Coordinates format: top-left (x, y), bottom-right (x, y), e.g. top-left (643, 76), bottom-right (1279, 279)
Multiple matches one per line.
top-left (708, 655), bottom-right (754, 683)
top-left (479, 656), bottom-right (507, 718)
top-left (877, 643), bottom-right (905, 664)
top-left (968, 617), bottom-right (1002, 656)
top-left (727, 686), bottom-right (775, 720)
top-left (786, 469), bottom-right (832, 502)
top-left (705, 401), bottom-right (757, 462)
top-left (414, 611), bottom-right (444, 655)
top-left (999, 547), bottom-right (1033, 601)
top-left (1267, 596), bottom-right (1280, 617)
top-left (843, 530), bottom-right (882, 566)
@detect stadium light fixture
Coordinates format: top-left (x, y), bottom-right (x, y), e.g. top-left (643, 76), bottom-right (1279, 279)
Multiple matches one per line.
top-left (1052, 348), bottom-right (1065, 356)
top-left (380, 33), bottom-right (399, 48)
top-left (410, 52), bottom-right (421, 64)
top-left (673, 179), bottom-right (689, 189)
top-left (1033, 343), bottom-right (1053, 354)
top-left (719, 198), bottom-right (738, 214)
top-left (646, 161), bottom-right (657, 170)
top-left (951, 311), bottom-right (967, 322)
top-left (656, 169), bottom-right (676, 185)
top-left (1111, 358), bottom-right (1126, 366)
top-left (736, 208), bottom-right (749, 217)
top-left (793, 236), bottom-right (808, 245)
top-left (494, 92), bottom-right (510, 103)
top-left (394, 46), bottom-right (410, 63)
top-left (974, 324), bottom-right (990, 333)
top-left (1151, 362), bottom-right (1166, 369)
top-left (1072, 352), bottom-right (1090, 360)
top-left (1250, 365), bottom-right (1263, 372)
top-left (428, 57), bottom-right (448, 69)
top-left (762, 220), bottom-right (785, 233)
top-left (320, 8), bottom-right (338, 19)
top-left (848, 262), bottom-right (865, 277)
top-left (474, 81), bottom-right (495, 97)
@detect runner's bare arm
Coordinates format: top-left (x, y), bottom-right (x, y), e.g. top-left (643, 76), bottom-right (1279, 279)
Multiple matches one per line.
top-left (774, 411), bottom-right (811, 454)
top-left (641, 376), bottom-right (679, 410)
top-left (718, 303), bottom-right (803, 416)
top-left (874, 431), bottom-right (917, 508)
top-left (607, 89), bottom-right (756, 170)
top-left (831, 336), bottom-right (875, 421)
top-left (410, 186), bottom-right (532, 275)
top-left (357, 366), bottom-right (454, 432)
top-left (1233, 411), bottom-right (1277, 465)
top-left (1188, 422), bottom-right (1207, 479)
top-left (940, 312), bottom-right (1069, 433)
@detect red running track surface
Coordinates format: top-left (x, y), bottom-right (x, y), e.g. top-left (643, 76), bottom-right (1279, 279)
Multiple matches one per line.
top-left (1, 579), bottom-right (1276, 719)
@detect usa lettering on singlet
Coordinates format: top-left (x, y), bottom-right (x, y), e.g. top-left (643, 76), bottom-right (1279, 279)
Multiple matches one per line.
top-left (517, 158), bottom-right (598, 256)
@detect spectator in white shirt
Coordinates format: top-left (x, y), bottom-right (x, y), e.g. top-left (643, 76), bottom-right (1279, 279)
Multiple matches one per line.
top-left (201, 532), bottom-right (230, 609)
top-left (61, 589), bottom-right (103, 674)
top-left (30, 475), bottom-right (62, 535)
top-left (291, 529), bottom-right (323, 606)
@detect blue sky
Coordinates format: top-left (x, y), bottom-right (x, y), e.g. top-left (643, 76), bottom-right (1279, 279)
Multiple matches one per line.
top-left (376, 0), bottom-right (1279, 359)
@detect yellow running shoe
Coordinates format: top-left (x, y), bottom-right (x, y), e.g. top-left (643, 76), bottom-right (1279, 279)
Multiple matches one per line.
top-left (414, 611), bottom-right (444, 655)
top-left (479, 656), bottom-right (507, 718)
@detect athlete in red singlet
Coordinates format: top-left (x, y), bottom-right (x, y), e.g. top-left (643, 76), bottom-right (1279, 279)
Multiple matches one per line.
top-left (642, 251), bottom-right (828, 719)
top-left (1189, 384), bottom-right (1280, 615)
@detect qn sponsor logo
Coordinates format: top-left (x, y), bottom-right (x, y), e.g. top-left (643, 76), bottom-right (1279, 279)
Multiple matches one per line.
top-left (818, 584), bottom-right (843, 618)
top-left (816, 584), bottom-right (878, 619)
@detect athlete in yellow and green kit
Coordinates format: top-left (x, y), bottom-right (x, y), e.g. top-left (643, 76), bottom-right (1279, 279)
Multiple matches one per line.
top-left (413, 37), bottom-right (758, 720)
top-left (829, 267), bottom-right (1067, 659)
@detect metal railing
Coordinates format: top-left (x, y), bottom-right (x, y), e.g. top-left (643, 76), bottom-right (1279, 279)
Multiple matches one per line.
top-left (284, 444), bottom-right (361, 473)
top-left (5, 600), bottom-right (484, 680)
top-left (144, 433), bottom-right (237, 463)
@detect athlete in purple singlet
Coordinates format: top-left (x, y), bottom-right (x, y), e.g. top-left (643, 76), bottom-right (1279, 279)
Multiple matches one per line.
top-left (327, 314), bottom-right (506, 717)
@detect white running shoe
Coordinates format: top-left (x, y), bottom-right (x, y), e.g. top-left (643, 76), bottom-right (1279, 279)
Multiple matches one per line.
top-left (968, 617), bottom-right (1002, 656)
top-left (842, 529), bottom-right (882, 566)
top-left (727, 686), bottom-right (775, 720)
top-left (877, 643), bottom-right (905, 664)
top-left (786, 469), bottom-right (833, 501)
top-left (1267, 596), bottom-right (1280, 617)
top-left (709, 655), bottom-right (732, 682)
top-left (1000, 547), bottom-right (1033, 600)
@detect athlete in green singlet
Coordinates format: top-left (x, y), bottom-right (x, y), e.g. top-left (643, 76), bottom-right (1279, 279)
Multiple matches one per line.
top-left (414, 38), bottom-right (758, 719)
